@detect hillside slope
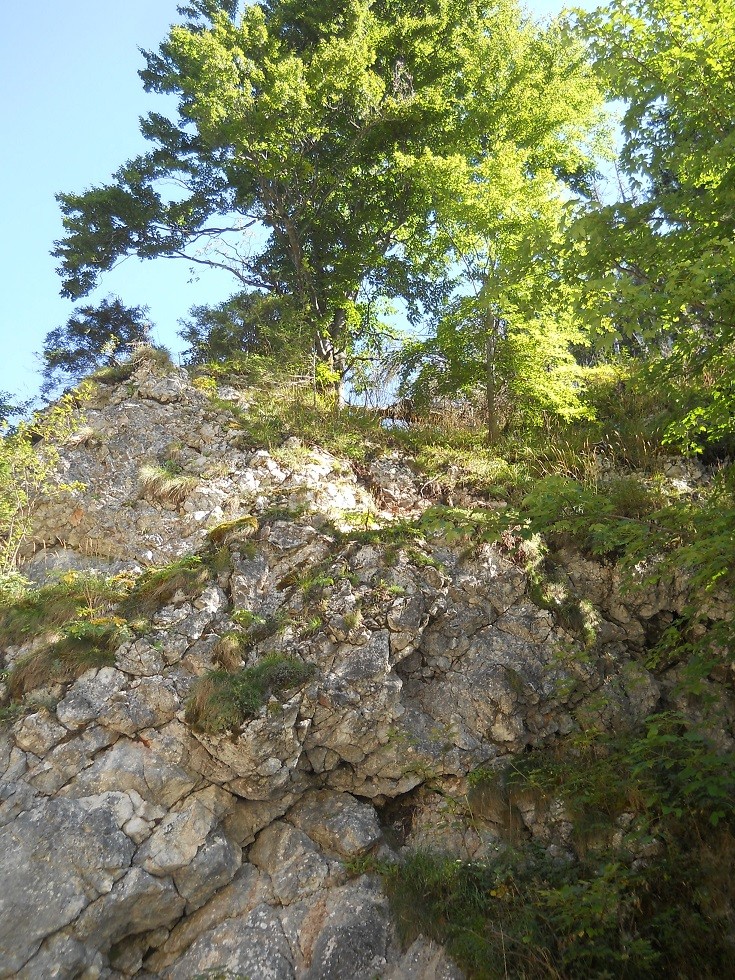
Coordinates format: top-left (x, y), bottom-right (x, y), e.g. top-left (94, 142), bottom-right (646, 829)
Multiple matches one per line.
top-left (1, 353), bottom-right (732, 979)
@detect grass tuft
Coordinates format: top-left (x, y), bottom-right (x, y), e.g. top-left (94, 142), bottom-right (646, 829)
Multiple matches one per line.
top-left (6, 616), bottom-right (129, 698)
top-left (185, 653), bottom-right (315, 734)
top-left (206, 515), bottom-right (259, 546)
top-left (138, 462), bottom-right (199, 506)
top-left (121, 556), bottom-right (210, 616)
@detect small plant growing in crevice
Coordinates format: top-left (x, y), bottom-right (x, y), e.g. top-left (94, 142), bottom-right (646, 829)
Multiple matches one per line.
top-left (231, 608), bottom-right (290, 651)
top-left (185, 653), bottom-right (315, 734)
top-left (6, 616), bottom-right (130, 699)
top-left (121, 556), bottom-right (210, 616)
top-left (212, 631), bottom-right (246, 671)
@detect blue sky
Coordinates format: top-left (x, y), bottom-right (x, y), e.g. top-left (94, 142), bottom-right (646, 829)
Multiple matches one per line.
top-left (0, 0), bottom-right (592, 402)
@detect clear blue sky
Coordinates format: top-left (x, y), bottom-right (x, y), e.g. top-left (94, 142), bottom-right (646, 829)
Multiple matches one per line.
top-left (0, 0), bottom-right (590, 402)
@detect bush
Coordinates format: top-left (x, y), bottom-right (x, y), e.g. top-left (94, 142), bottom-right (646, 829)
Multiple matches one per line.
top-left (370, 715), bottom-right (735, 979)
top-left (185, 654), bottom-right (315, 734)
top-left (6, 616), bottom-right (129, 698)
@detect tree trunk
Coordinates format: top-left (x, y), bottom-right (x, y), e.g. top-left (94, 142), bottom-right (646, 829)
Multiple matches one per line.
top-left (485, 322), bottom-right (500, 445)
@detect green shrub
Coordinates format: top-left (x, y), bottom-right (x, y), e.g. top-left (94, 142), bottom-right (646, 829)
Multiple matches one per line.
top-left (185, 653), bottom-right (315, 734)
top-left (121, 556), bottom-right (210, 616)
top-left (369, 715), bottom-right (735, 979)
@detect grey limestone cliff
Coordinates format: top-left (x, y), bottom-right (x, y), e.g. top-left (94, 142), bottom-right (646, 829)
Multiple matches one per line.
top-left (1, 354), bottom-right (726, 978)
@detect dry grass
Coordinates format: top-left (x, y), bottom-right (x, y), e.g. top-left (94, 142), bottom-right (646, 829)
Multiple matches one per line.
top-left (7, 617), bottom-right (126, 698)
top-left (212, 632), bottom-right (245, 671)
top-left (206, 515), bottom-right (259, 546)
top-left (138, 463), bottom-right (199, 506)
top-left (121, 556), bottom-right (210, 616)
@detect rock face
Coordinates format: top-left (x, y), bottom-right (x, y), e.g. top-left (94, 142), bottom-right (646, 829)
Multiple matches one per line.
top-left (1, 354), bottom-right (723, 978)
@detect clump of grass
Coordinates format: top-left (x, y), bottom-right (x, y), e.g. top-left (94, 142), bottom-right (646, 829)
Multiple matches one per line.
top-left (121, 556), bottom-right (210, 616)
top-left (230, 609), bottom-right (290, 649)
top-left (132, 345), bottom-right (175, 371)
top-left (259, 502), bottom-right (308, 524)
top-left (212, 632), bottom-right (246, 671)
top-left (207, 515), bottom-right (259, 546)
top-left (204, 544), bottom-right (234, 577)
top-left (0, 572), bottom-right (131, 647)
top-left (414, 443), bottom-right (524, 499)
top-left (91, 362), bottom-right (137, 385)
top-left (6, 616), bottom-right (129, 698)
top-left (185, 653), bottom-right (315, 734)
top-left (138, 462), bottom-right (199, 506)
top-left (298, 571), bottom-right (336, 601)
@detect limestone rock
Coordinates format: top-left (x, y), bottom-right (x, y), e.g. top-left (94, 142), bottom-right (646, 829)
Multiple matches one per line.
top-left (302, 877), bottom-right (391, 980)
top-left (56, 667), bottom-right (128, 732)
top-left (249, 821), bottom-right (331, 905)
top-left (2, 360), bottom-right (725, 979)
top-left (287, 790), bottom-right (382, 858)
top-left (0, 796), bottom-right (135, 976)
top-left (173, 828), bottom-right (242, 912)
top-left (387, 937), bottom-right (463, 980)
top-left (164, 904), bottom-right (295, 980)
top-left (135, 798), bottom-right (218, 876)
top-left (13, 710), bottom-right (67, 756)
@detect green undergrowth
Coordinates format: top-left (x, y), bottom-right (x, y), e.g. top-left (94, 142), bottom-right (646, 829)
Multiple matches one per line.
top-left (359, 714), bottom-right (735, 979)
top-left (502, 712), bottom-right (735, 832)
top-left (7, 617), bottom-right (131, 699)
top-left (192, 357), bottom-right (683, 506)
top-left (205, 374), bottom-right (387, 461)
top-left (120, 556), bottom-right (212, 617)
top-left (185, 653), bottom-right (315, 734)
top-left (0, 550), bottom-right (230, 713)
top-left (0, 571), bottom-right (131, 647)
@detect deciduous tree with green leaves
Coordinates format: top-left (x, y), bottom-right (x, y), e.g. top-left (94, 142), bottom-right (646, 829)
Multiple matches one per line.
top-left (571, 0), bottom-right (735, 453)
top-left (394, 14), bottom-right (603, 440)
top-left (54, 0), bottom-right (600, 401)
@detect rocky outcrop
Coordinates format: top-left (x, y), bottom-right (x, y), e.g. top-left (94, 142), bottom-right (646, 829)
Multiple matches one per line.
top-left (1, 354), bottom-right (725, 978)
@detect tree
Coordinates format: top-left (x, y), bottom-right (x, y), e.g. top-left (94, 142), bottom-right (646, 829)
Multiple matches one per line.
top-left (0, 392), bottom-right (29, 427)
top-left (179, 290), bottom-right (302, 364)
top-left (53, 0), bottom-right (599, 400)
top-left (39, 297), bottom-right (152, 398)
top-left (570, 0), bottom-right (735, 452)
top-left (395, 16), bottom-right (603, 440)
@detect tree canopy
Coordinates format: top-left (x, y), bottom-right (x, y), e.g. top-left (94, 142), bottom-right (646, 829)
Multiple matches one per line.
top-left (39, 297), bottom-right (152, 399)
top-left (53, 0), bottom-right (601, 395)
top-left (571, 0), bottom-right (735, 452)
